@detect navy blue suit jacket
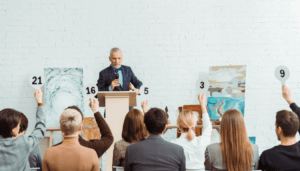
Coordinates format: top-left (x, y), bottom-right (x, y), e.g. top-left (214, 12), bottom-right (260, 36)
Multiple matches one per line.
top-left (96, 65), bottom-right (143, 93)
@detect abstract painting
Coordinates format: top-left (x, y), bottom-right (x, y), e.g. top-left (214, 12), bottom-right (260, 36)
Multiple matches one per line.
top-left (208, 65), bottom-right (246, 97)
top-left (249, 137), bottom-right (256, 144)
top-left (207, 97), bottom-right (245, 119)
top-left (45, 68), bottom-right (84, 128)
top-left (81, 117), bottom-right (101, 140)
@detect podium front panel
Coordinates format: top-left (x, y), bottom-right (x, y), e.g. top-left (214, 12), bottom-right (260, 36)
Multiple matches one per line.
top-left (105, 96), bottom-right (129, 171)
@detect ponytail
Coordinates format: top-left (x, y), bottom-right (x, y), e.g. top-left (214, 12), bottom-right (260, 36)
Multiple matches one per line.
top-left (177, 109), bottom-right (197, 141)
top-left (186, 127), bottom-right (195, 141)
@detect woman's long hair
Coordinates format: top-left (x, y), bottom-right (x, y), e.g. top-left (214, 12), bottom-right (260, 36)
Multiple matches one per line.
top-left (122, 109), bottom-right (148, 143)
top-left (220, 109), bottom-right (253, 171)
top-left (177, 109), bottom-right (198, 141)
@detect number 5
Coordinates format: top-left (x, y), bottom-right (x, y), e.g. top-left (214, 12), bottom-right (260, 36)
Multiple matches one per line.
top-left (144, 87), bottom-right (149, 95)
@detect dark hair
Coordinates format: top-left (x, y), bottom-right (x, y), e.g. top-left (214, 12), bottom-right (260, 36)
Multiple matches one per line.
top-left (144, 108), bottom-right (167, 135)
top-left (0, 109), bottom-right (22, 138)
top-left (122, 109), bottom-right (148, 143)
top-left (19, 113), bottom-right (28, 133)
top-left (66, 106), bottom-right (83, 120)
top-left (276, 110), bottom-right (299, 137)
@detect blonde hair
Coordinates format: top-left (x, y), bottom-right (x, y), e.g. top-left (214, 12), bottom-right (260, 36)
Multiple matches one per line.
top-left (60, 109), bottom-right (82, 135)
top-left (177, 109), bottom-right (198, 141)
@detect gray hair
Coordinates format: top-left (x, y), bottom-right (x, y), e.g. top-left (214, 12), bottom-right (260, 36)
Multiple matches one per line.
top-left (110, 47), bottom-right (121, 56)
top-left (60, 109), bottom-right (82, 135)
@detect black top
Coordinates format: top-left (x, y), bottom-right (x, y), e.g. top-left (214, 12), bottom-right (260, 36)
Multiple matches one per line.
top-left (258, 103), bottom-right (300, 171)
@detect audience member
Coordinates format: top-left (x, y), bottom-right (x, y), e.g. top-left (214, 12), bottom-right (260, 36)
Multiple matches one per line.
top-left (258, 85), bottom-right (300, 171)
top-left (18, 113), bottom-right (43, 171)
top-left (125, 107), bottom-right (186, 171)
top-left (171, 92), bottom-right (212, 171)
top-left (205, 109), bottom-right (259, 171)
top-left (112, 109), bottom-right (148, 168)
top-left (54, 98), bottom-right (114, 158)
top-left (0, 89), bottom-right (46, 171)
top-left (42, 101), bottom-right (99, 171)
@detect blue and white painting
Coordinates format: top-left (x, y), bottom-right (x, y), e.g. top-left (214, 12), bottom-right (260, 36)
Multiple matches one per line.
top-left (45, 68), bottom-right (84, 127)
top-left (207, 97), bottom-right (245, 119)
top-left (249, 137), bottom-right (256, 144)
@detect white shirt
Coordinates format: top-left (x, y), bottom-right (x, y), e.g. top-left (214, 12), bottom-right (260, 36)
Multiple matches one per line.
top-left (171, 112), bottom-right (212, 171)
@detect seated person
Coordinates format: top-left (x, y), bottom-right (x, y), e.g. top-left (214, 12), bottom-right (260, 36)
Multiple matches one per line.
top-left (54, 98), bottom-right (114, 158)
top-left (125, 108), bottom-right (186, 171)
top-left (258, 85), bottom-right (300, 171)
top-left (205, 109), bottom-right (259, 171)
top-left (112, 109), bottom-right (148, 168)
top-left (171, 92), bottom-right (212, 171)
top-left (0, 89), bottom-right (46, 171)
top-left (42, 106), bottom-right (99, 171)
top-left (18, 113), bottom-right (43, 171)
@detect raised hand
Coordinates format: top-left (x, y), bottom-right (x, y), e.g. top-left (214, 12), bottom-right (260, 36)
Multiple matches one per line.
top-left (89, 97), bottom-right (99, 113)
top-left (282, 85), bottom-right (294, 105)
top-left (34, 88), bottom-right (43, 103)
top-left (141, 100), bottom-right (149, 114)
top-left (198, 92), bottom-right (206, 106)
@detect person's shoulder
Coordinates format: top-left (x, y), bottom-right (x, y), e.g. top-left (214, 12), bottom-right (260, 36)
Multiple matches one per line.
top-left (100, 66), bottom-right (112, 73)
top-left (122, 65), bottom-right (132, 71)
top-left (115, 139), bottom-right (130, 147)
top-left (164, 139), bottom-right (184, 151)
top-left (207, 142), bottom-right (220, 150)
top-left (260, 145), bottom-right (281, 157)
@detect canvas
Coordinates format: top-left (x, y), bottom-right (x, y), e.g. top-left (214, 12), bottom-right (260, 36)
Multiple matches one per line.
top-left (81, 117), bottom-right (101, 140)
top-left (208, 65), bottom-right (246, 97)
top-left (207, 97), bottom-right (245, 119)
top-left (45, 68), bottom-right (84, 128)
top-left (249, 137), bottom-right (256, 144)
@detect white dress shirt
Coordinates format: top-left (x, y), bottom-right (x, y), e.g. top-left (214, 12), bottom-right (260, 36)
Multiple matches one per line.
top-left (171, 112), bottom-right (212, 171)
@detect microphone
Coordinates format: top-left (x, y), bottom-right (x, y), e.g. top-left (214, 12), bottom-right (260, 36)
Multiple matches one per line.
top-left (116, 74), bottom-right (119, 79)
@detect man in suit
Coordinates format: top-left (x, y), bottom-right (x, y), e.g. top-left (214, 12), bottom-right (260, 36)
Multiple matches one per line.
top-left (97, 47), bottom-right (142, 94)
top-left (125, 108), bottom-right (186, 171)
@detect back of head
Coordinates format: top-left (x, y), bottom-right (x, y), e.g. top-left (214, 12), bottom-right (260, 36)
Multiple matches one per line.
top-left (19, 113), bottom-right (28, 133)
top-left (144, 108), bottom-right (167, 135)
top-left (220, 109), bottom-right (253, 171)
top-left (0, 109), bottom-right (22, 138)
top-left (177, 110), bottom-right (197, 141)
top-left (60, 109), bottom-right (82, 136)
top-left (122, 109), bottom-right (148, 143)
top-left (65, 106), bottom-right (83, 121)
top-left (276, 110), bottom-right (299, 138)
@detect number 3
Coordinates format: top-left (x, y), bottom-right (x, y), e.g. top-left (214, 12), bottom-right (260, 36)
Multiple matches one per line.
top-left (200, 82), bottom-right (204, 89)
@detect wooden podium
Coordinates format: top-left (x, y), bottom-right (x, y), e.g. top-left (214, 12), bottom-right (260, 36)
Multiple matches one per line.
top-left (97, 91), bottom-right (137, 171)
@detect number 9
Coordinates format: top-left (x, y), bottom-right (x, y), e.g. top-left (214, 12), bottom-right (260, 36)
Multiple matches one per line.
top-left (280, 70), bottom-right (285, 78)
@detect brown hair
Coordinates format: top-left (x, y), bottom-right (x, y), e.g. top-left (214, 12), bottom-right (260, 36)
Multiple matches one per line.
top-left (19, 113), bottom-right (28, 133)
top-left (276, 110), bottom-right (299, 137)
top-left (177, 109), bottom-right (198, 141)
top-left (122, 109), bottom-right (148, 143)
top-left (220, 109), bottom-right (253, 171)
top-left (0, 109), bottom-right (22, 138)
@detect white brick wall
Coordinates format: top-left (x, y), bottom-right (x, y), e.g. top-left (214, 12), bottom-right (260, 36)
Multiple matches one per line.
top-left (1, 0), bottom-right (300, 170)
